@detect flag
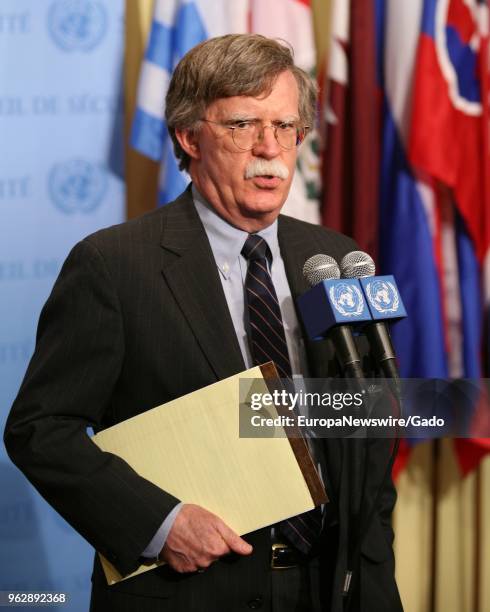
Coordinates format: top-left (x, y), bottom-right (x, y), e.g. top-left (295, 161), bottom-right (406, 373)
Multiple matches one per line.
top-left (407, 0), bottom-right (490, 473)
top-left (249, 0), bottom-right (320, 223)
top-left (322, 0), bottom-right (380, 263)
top-left (130, 0), bottom-right (248, 205)
top-left (373, 0), bottom-right (450, 476)
top-left (375, 0), bottom-right (449, 383)
top-left (322, 0), bottom-right (490, 474)
top-left (321, 1), bottom-right (447, 475)
top-left (484, 22), bottom-right (490, 376)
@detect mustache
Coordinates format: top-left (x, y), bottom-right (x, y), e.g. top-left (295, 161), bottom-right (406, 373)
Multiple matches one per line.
top-left (244, 159), bottom-right (290, 180)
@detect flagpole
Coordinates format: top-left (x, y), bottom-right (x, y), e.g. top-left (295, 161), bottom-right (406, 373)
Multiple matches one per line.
top-left (429, 439), bottom-right (440, 612)
top-left (474, 465), bottom-right (482, 612)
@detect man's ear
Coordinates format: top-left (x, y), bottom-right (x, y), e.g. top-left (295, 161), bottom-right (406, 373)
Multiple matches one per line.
top-left (175, 128), bottom-right (200, 161)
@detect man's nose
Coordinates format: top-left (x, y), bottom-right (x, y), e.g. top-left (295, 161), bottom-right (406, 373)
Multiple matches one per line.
top-left (252, 125), bottom-right (281, 158)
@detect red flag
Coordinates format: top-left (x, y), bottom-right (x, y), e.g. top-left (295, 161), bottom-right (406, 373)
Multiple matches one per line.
top-left (321, 0), bottom-right (380, 263)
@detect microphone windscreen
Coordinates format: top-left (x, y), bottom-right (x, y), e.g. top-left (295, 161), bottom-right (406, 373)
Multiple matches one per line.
top-left (340, 251), bottom-right (376, 279)
top-left (303, 254), bottom-right (340, 286)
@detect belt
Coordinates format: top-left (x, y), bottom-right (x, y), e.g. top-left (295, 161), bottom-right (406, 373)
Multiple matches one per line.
top-left (270, 543), bottom-right (306, 570)
top-left (270, 525), bottom-right (340, 570)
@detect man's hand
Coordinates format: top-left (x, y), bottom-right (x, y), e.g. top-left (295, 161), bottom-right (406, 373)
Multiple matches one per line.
top-left (160, 503), bottom-right (253, 573)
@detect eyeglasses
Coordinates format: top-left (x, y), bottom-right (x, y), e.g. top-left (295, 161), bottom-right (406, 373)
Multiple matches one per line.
top-left (200, 118), bottom-right (309, 151)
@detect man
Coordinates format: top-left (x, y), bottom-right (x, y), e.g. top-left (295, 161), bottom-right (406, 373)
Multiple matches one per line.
top-left (4, 35), bottom-right (402, 611)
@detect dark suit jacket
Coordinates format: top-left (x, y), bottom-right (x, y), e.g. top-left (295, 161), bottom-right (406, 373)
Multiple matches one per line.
top-left (4, 189), bottom-right (403, 611)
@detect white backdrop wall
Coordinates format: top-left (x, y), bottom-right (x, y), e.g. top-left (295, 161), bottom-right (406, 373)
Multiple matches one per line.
top-left (0, 2), bottom-right (125, 610)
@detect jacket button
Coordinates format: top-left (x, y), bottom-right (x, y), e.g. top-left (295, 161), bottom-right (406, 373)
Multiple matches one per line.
top-left (247, 597), bottom-right (263, 609)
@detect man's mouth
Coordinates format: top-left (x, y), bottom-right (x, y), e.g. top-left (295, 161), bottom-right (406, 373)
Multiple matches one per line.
top-left (251, 175), bottom-right (282, 189)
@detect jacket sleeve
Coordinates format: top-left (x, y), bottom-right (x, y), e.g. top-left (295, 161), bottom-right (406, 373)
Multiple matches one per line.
top-left (3, 239), bottom-right (180, 576)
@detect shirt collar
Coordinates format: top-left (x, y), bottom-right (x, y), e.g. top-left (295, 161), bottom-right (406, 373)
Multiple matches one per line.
top-left (192, 184), bottom-right (280, 278)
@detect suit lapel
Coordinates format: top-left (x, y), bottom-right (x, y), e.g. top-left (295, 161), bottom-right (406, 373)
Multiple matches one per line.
top-left (160, 190), bottom-right (245, 380)
top-left (160, 201), bottom-right (342, 380)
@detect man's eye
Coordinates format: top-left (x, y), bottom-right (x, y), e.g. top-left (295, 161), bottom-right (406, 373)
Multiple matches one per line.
top-left (231, 121), bottom-right (254, 130)
top-left (277, 122), bottom-right (296, 131)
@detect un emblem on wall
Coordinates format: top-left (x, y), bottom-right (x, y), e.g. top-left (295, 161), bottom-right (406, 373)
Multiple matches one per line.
top-left (329, 283), bottom-right (364, 318)
top-left (48, 0), bottom-right (107, 52)
top-left (49, 160), bottom-right (107, 214)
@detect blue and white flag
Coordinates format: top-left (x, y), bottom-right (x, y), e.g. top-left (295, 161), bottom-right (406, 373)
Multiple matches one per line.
top-left (131, 0), bottom-right (248, 204)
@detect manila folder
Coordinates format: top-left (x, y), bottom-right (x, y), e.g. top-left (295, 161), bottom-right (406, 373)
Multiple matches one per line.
top-left (92, 363), bottom-right (327, 584)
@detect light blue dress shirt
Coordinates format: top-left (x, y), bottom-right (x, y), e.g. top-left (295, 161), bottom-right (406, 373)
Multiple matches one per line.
top-left (142, 186), bottom-right (308, 559)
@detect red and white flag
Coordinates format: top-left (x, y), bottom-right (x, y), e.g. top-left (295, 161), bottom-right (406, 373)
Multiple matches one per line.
top-left (249, 0), bottom-right (320, 224)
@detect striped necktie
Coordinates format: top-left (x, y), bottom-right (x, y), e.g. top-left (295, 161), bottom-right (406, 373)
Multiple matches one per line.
top-left (241, 233), bottom-right (292, 379)
top-left (241, 234), bottom-right (322, 554)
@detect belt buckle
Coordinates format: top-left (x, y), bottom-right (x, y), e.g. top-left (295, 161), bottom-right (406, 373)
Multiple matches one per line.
top-left (271, 543), bottom-right (298, 570)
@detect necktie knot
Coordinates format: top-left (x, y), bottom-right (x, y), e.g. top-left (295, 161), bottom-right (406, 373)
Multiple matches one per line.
top-left (241, 234), bottom-right (272, 265)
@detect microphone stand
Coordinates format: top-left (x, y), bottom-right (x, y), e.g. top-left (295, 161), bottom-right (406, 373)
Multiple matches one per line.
top-left (343, 356), bottom-right (403, 611)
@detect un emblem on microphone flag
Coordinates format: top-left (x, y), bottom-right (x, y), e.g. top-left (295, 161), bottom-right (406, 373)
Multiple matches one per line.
top-left (365, 280), bottom-right (400, 314)
top-left (329, 282), bottom-right (365, 318)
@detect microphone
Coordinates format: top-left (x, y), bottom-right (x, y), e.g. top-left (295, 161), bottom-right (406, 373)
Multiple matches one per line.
top-left (302, 254), bottom-right (341, 286)
top-left (340, 251), bottom-right (404, 381)
top-left (340, 252), bottom-right (405, 576)
top-left (301, 254), bottom-right (367, 599)
top-left (299, 254), bottom-right (369, 380)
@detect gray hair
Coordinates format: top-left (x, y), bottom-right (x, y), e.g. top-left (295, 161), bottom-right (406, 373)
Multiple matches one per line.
top-left (165, 34), bottom-right (317, 171)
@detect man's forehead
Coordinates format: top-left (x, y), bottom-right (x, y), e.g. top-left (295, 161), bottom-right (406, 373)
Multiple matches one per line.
top-left (211, 97), bottom-right (300, 118)
top-left (206, 71), bottom-right (300, 118)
